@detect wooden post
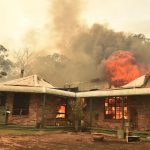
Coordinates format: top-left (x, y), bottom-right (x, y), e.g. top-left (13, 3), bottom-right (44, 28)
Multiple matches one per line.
top-left (122, 97), bottom-right (125, 129)
top-left (89, 99), bottom-right (93, 128)
top-left (41, 93), bottom-right (46, 128)
top-left (74, 97), bottom-right (79, 132)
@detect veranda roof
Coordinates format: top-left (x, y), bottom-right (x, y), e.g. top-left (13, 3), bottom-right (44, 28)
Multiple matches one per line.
top-left (76, 88), bottom-right (150, 97)
top-left (0, 75), bottom-right (75, 97)
top-left (76, 73), bottom-right (150, 97)
top-left (1, 74), bottom-right (150, 98)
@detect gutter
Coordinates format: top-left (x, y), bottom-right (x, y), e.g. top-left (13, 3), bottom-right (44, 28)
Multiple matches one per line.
top-left (1, 85), bottom-right (150, 98)
top-left (76, 88), bottom-right (150, 97)
top-left (0, 85), bottom-right (76, 98)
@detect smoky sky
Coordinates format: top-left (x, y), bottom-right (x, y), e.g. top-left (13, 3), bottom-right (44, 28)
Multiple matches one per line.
top-left (6, 0), bottom-right (150, 88)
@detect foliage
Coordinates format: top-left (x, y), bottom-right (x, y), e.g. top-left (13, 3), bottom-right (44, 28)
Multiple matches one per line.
top-left (69, 98), bottom-right (86, 131)
top-left (12, 48), bottom-right (33, 77)
top-left (0, 45), bottom-right (12, 77)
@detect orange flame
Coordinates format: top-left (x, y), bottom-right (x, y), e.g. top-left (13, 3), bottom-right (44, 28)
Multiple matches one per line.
top-left (56, 105), bottom-right (66, 119)
top-left (104, 51), bottom-right (144, 87)
top-left (58, 105), bottom-right (65, 113)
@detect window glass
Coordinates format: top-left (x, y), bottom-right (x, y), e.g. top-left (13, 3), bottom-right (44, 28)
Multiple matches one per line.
top-left (104, 97), bottom-right (128, 120)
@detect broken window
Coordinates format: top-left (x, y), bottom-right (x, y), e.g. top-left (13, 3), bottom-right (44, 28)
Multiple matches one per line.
top-left (104, 97), bottom-right (128, 120)
top-left (12, 94), bottom-right (30, 115)
top-left (56, 104), bottom-right (66, 119)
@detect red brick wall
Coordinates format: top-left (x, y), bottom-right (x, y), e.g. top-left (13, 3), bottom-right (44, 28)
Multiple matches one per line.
top-left (128, 95), bottom-right (150, 130)
top-left (84, 98), bottom-right (122, 129)
top-left (44, 95), bottom-right (70, 126)
top-left (84, 96), bottom-right (150, 130)
top-left (5, 93), bottom-right (71, 127)
top-left (6, 93), bottom-right (42, 126)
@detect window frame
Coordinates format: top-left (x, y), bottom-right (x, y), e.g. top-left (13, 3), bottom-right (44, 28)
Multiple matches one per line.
top-left (56, 104), bottom-right (66, 119)
top-left (12, 94), bottom-right (30, 116)
top-left (104, 96), bottom-right (128, 120)
top-left (0, 94), bottom-right (6, 106)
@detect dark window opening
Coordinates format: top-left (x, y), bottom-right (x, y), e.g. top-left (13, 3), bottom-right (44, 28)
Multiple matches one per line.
top-left (0, 94), bottom-right (6, 106)
top-left (104, 97), bottom-right (128, 120)
top-left (13, 94), bottom-right (30, 115)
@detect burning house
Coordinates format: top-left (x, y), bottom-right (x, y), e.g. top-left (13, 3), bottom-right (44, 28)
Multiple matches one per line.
top-left (0, 75), bottom-right (75, 127)
top-left (0, 73), bottom-right (150, 132)
top-left (77, 73), bottom-right (150, 131)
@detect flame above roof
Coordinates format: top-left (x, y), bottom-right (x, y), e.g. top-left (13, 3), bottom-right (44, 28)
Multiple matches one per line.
top-left (0, 74), bottom-right (54, 88)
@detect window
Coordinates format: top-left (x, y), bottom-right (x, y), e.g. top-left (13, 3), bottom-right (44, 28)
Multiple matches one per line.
top-left (104, 97), bottom-right (128, 120)
top-left (13, 94), bottom-right (30, 115)
top-left (56, 104), bottom-right (66, 119)
top-left (0, 94), bottom-right (6, 106)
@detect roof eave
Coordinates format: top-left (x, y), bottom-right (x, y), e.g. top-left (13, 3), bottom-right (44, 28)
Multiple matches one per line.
top-left (0, 85), bottom-right (75, 97)
top-left (76, 88), bottom-right (150, 98)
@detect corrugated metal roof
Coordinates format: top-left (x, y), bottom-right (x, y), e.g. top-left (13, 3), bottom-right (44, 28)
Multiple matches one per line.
top-left (0, 74), bottom-right (54, 88)
top-left (121, 73), bottom-right (150, 89)
top-left (121, 75), bottom-right (146, 88)
top-left (0, 75), bottom-right (75, 97)
top-left (0, 74), bottom-right (150, 98)
top-left (76, 73), bottom-right (150, 98)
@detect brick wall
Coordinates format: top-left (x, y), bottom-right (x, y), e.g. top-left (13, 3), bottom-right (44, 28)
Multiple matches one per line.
top-left (44, 95), bottom-right (72, 126)
top-left (5, 93), bottom-right (72, 127)
top-left (128, 95), bottom-right (150, 130)
top-left (6, 93), bottom-right (42, 126)
top-left (84, 96), bottom-right (150, 131)
top-left (84, 98), bottom-right (122, 129)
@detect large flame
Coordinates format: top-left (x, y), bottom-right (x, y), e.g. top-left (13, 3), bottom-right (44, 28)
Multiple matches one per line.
top-left (104, 51), bottom-right (143, 87)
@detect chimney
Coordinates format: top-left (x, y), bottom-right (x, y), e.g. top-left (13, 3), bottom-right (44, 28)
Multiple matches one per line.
top-left (20, 69), bottom-right (24, 78)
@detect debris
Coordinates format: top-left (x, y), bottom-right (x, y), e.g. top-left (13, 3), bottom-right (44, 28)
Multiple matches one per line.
top-left (127, 136), bottom-right (140, 143)
top-left (92, 133), bottom-right (104, 142)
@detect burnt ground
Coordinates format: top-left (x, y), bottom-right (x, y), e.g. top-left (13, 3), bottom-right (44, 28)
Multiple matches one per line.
top-left (0, 132), bottom-right (150, 150)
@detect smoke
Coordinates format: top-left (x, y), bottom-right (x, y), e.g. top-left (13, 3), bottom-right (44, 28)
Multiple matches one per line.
top-left (50, 0), bottom-right (82, 51)
top-left (17, 0), bottom-right (150, 88)
top-left (67, 24), bottom-right (150, 86)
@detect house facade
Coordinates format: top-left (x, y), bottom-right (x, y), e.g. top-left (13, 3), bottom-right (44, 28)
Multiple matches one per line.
top-left (0, 74), bottom-right (150, 131)
top-left (78, 74), bottom-right (150, 131)
top-left (0, 75), bottom-right (75, 127)
top-left (81, 95), bottom-right (150, 131)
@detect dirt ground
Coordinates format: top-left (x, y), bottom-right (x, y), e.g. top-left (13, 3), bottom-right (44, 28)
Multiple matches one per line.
top-left (0, 132), bottom-right (150, 150)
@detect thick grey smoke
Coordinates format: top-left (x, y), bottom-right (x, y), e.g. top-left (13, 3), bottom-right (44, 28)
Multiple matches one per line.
top-left (24, 0), bottom-right (150, 88)
top-left (50, 0), bottom-right (82, 51)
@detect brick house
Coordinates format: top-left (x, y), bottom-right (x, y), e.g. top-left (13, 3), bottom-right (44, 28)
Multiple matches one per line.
top-left (0, 75), bottom-right (75, 127)
top-left (77, 73), bottom-right (150, 131)
top-left (0, 74), bottom-right (150, 131)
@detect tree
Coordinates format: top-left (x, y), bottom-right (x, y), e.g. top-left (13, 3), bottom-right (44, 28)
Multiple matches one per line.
top-left (14, 48), bottom-right (33, 77)
top-left (69, 98), bottom-right (86, 131)
top-left (0, 45), bottom-right (12, 78)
